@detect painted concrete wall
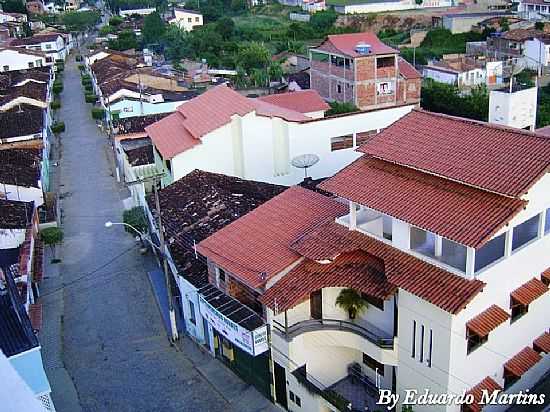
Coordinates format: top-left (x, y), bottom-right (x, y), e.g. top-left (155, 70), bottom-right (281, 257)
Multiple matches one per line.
top-left (109, 99), bottom-right (184, 119)
top-left (0, 49), bottom-right (52, 72)
top-left (524, 38), bottom-right (550, 69)
top-left (9, 347), bottom-right (51, 396)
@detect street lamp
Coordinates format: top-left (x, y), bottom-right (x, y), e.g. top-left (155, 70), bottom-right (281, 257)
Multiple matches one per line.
top-left (104, 220), bottom-right (179, 342)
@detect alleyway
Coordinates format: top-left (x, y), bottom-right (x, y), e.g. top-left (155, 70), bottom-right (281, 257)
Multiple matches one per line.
top-left (41, 55), bottom-right (277, 412)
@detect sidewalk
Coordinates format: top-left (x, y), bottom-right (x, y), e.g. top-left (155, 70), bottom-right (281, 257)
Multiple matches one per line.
top-left (40, 248), bottom-right (82, 412)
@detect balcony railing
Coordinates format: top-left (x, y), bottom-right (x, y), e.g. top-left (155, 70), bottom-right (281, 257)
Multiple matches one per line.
top-left (273, 318), bottom-right (394, 349)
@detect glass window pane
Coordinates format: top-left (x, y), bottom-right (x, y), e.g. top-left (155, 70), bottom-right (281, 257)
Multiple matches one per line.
top-left (475, 233), bottom-right (506, 272)
top-left (545, 209), bottom-right (550, 234)
top-left (410, 227), bottom-right (435, 257)
top-left (441, 238), bottom-right (467, 272)
top-left (512, 215), bottom-right (540, 251)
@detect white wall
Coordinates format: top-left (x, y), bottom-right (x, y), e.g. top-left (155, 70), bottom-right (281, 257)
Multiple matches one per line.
top-left (1, 185), bottom-right (44, 207)
top-left (0, 49), bottom-right (51, 72)
top-left (489, 87), bottom-right (537, 130)
top-left (109, 99), bottom-right (184, 118)
top-left (170, 10), bottom-right (203, 31)
top-left (423, 67), bottom-right (458, 85)
top-left (524, 38), bottom-right (550, 69)
top-left (0, 228), bottom-right (27, 249)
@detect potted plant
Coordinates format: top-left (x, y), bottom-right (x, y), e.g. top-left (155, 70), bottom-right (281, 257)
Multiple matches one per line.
top-left (336, 288), bottom-right (368, 320)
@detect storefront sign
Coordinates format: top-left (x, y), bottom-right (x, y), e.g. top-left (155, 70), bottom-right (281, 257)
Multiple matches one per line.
top-left (199, 294), bottom-right (268, 356)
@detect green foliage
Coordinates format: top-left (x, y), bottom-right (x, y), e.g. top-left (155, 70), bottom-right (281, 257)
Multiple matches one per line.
top-left (536, 84), bottom-right (550, 128)
top-left (415, 0), bottom-right (422, 4)
top-left (335, 288), bottom-right (368, 319)
top-left (216, 16), bottom-right (236, 41)
top-left (499, 17), bottom-right (510, 32)
top-left (142, 11), bottom-right (165, 45)
top-left (99, 24), bottom-right (117, 36)
top-left (109, 15), bottom-right (124, 26)
top-left (109, 30), bottom-right (138, 51)
top-left (51, 100), bottom-right (61, 110)
top-left (52, 83), bottom-right (64, 95)
top-left (326, 101), bottom-right (359, 116)
top-left (85, 94), bottom-right (97, 103)
top-left (535, 21), bottom-right (545, 31)
top-left (51, 121), bottom-right (66, 133)
top-left (61, 11), bottom-right (101, 32)
top-left (309, 8), bottom-right (338, 33)
top-left (78, 64), bottom-right (86, 71)
top-left (41, 227), bottom-right (64, 259)
top-left (91, 107), bottom-right (105, 120)
top-left (0, 0), bottom-right (26, 13)
top-left (515, 69), bottom-right (536, 88)
top-left (84, 85), bottom-right (94, 94)
top-left (231, 0), bottom-right (247, 12)
top-left (421, 79), bottom-right (489, 122)
top-left (122, 207), bottom-right (149, 235)
top-left (236, 42), bottom-right (270, 71)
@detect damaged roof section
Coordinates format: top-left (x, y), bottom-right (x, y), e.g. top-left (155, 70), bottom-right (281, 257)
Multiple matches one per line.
top-left (0, 199), bottom-right (34, 229)
top-left (149, 170), bottom-right (286, 287)
top-left (0, 148), bottom-right (42, 188)
top-left (121, 138), bottom-right (154, 166)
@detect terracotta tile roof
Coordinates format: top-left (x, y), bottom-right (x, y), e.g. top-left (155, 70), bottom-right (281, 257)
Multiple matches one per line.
top-left (318, 156), bottom-right (526, 248)
top-left (261, 250), bottom-right (396, 311)
top-left (290, 221), bottom-right (485, 314)
top-left (28, 303), bottom-right (42, 333)
top-left (146, 85), bottom-right (309, 159)
top-left (0, 105), bottom-right (44, 140)
top-left (150, 170), bottom-right (286, 288)
top-left (510, 278), bottom-right (548, 306)
top-left (533, 331), bottom-right (550, 353)
top-left (504, 347), bottom-right (542, 377)
top-left (197, 186), bottom-right (347, 290)
top-left (398, 57), bottom-right (421, 79)
top-left (0, 148), bottom-right (42, 188)
top-left (32, 240), bottom-right (43, 283)
top-left (501, 29), bottom-right (543, 42)
top-left (0, 199), bottom-right (34, 229)
top-left (257, 90), bottom-right (330, 114)
top-left (316, 32), bottom-right (398, 57)
top-left (357, 110), bottom-right (550, 197)
top-left (466, 305), bottom-right (509, 337)
top-left (10, 33), bottom-right (63, 46)
top-left (537, 124), bottom-right (550, 137)
top-left (466, 377), bottom-right (503, 412)
top-left (113, 113), bottom-right (170, 135)
top-left (0, 81), bottom-right (48, 105)
top-left (541, 268), bottom-right (550, 285)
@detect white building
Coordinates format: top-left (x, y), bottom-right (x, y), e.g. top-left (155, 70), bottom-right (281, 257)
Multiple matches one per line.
top-left (119, 7), bottom-right (156, 16)
top-left (331, 0), bottom-right (451, 14)
top-left (9, 33), bottom-right (68, 61)
top-left (524, 36), bottom-right (550, 69)
top-left (489, 86), bottom-right (537, 131)
top-left (0, 48), bottom-right (53, 72)
top-left (423, 58), bottom-right (503, 88)
top-left (145, 85), bottom-right (417, 188)
top-left (168, 8), bottom-right (203, 32)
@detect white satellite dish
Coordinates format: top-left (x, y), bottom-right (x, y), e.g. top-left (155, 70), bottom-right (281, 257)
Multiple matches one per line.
top-left (291, 154), bottom-right (320, 178)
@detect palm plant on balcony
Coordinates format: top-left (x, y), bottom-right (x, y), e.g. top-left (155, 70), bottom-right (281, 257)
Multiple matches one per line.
top-left (336, 288), bottom-right (368, 320)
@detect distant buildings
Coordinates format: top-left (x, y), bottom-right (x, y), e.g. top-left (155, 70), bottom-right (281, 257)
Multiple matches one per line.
top-left (0, 48), bottom-right (54, 72)
top-left (9, 33), bottom-right (70, 61)
top-left (309, 32), bottom-right (421, 111)
top-left (423, 55), bottom-right (503, 88)
top-left (168, 8), bottom-right (203, 32)
top-left (326, 0), bottom-right (451, 14)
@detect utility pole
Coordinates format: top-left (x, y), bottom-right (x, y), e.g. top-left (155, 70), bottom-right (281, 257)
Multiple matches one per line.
top-left (127, 174), bottom-right (178, 342)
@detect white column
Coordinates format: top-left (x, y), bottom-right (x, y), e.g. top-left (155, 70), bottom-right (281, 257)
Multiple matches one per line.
top-left (435, 235), bottom-right (443, 258)
top-left (466, 247), bottom-right (476, 277)
top-left (349, 201), bottom-right (357, 230)
top-left (505, 229), bottom-right (513, 257)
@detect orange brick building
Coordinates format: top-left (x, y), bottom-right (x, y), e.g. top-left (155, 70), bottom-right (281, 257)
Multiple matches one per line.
top-left (310, 32), bottom-right (421, 111)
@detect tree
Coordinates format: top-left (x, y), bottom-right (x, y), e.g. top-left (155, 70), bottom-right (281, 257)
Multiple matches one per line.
top-left (51, 122), bottom-right (66, 133)
top-left (122, 207), bottom-right (148, 235)
top-left (310, 8), bottom-right (338, 33)
top-left (109, 30), bottom-right (138, 51)
top-left (215, 16), bottom-right (235, 41)
top-left (142, 11), bottom-right (165, 46)
top-left (61, 11), bottom-right (101, 32)
top-left (41, 227), bottom-right (64, 262)
top-left (162, 24), bottom-right (188, 61)
top-left (268, 62), bottom-right (283, 83)
top-left (535, 21), bottom-right (545, 31)
top-left (326, 101), bottom-right (358, 116)
top-left (109, 15), bottom-right (124, 26)
top-left (335, 288), bottom-right (368, 320)
top-left (230, 0), bottom-right (246, 12)
top-left (236, 42), bottom-right (270, 72)
top-left (499, 17), bottom-right (510, 32)
top-left (0, 0), bottom-right (26, 13)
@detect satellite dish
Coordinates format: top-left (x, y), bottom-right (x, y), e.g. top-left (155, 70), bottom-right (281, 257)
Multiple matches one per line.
top-left (291, 154), bottom-right (320, 178)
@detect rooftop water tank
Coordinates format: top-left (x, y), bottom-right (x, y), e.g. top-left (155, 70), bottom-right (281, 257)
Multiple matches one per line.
top-left (355, 42), bottom-right (372, 55)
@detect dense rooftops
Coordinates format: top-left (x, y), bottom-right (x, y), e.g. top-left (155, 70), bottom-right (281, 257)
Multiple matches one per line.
top-left (0, 199), bottom-right (34, 229)
top-left (0, 105), bottom-right (44, 140)
top-left (357, 110), bottom-right (550, 198)
top-left (0, 148), bottom-right (42, 188)
top-left (150, 170), bottom-right (286, 288)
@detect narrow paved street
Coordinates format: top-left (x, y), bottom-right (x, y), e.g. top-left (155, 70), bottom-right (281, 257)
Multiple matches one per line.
top-left (43, 54), bottom-right (270, 412)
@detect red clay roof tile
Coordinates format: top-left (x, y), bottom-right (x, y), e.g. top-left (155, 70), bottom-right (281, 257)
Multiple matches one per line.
top-left (504, 347), bottom-right (542, 377)
top-left (28, 303), bottom-right (42, 333)
top-left (145, 111), bottom-right (198, 159)
top-left (466, 305), bottom-right (509, 337)
top-left (257, 90), bottom-right (330, 114)
top-left (197, 186), bottom-right (347, 290)
top-left (541, 268), bottom-right (550, 285)
top-left (290, 221), bottom-right (485, 314)
top-left (466, 377), bottom-right (503, 412)
top-left (510, 278), bottom-right (548, 306)
top-left (398, 57), bottom-right (421, 79)
top-left (261, 250), bottom-right (397, 311)
top-left (318, 156), bottom-right (526, 248)
top-left (358, 110), bottom-right (550, 197)
top-left (533, 332), bottom-right (550, 353)
top-left (316, 32), bottom-right (398, 57)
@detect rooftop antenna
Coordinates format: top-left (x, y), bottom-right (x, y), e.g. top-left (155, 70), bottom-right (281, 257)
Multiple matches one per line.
top-left (291, 154), bottom-right (320, 179)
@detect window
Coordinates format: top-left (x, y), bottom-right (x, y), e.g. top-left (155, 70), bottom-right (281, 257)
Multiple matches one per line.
top-left (295, 396), bottom-right (301, 407)
top-left (311, 51), bottom-right (329, 62)
top-left (363, 353), bottom-right (384, 376)
top-left (195, 17), bottom-right (200, 22)
top-left (377, 81), bottom-right (394, 95)
top-left (420, 325), bottom-right (425, 363)
top-left (408, 82), bottom-right (416, 92)
top-left (411, 227), bottom-right (436, 257)
top-left (45, 44), bottom-right (52, 50)
top-left (337, 83), bottom-right (342, 94)
top-left (189, 300), bottom-right (196, 324)
top-left (362, 293), bottom-right (384, 311)
top-left (510, 297), bottom-right (528, 323)
top-left (188, 17), bottom-right (192, 22)
top-left (475, 232), bottom-right (506, 272)
top-left (467, 328), bottom-right (488, 354)
top-left (165, 159), bottom-right (172, 173)
top-left (330, 135), bottom-right (353, 151)
top-left (289, 391), bottom-right (295, 402)
top-left (411, 321), bottom-right (416, 358)
top-left (218, 267), bottom-right (226, 283)
top-left (428, 329), bottom-right (433, 367)
top-left (36, 60), bottom-right (42, 67)
top-left (545, 208), bottom-right (550, 234)
top-left (376, 56), bottom-right (394, 69)
top-left (512, 214), bottom-right (540, 251)
top-left (440, 238), bottom-right (467, 272)
top-left (28, 62), bottom-right (34, 68)
top-left (2, 65), bottom-right (8, 71)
